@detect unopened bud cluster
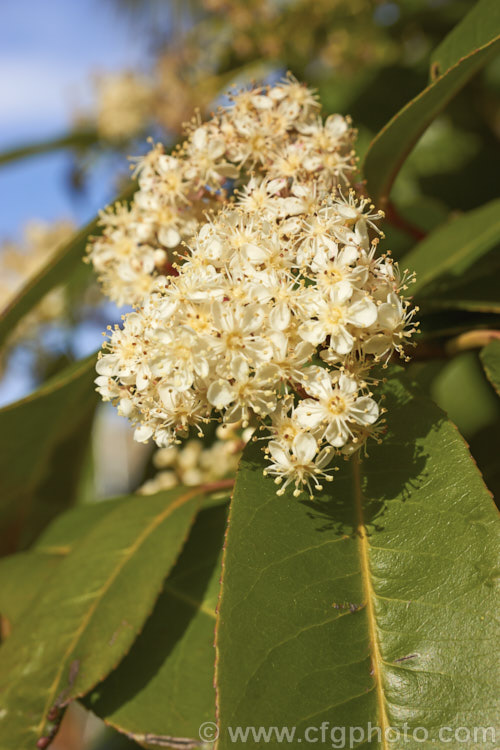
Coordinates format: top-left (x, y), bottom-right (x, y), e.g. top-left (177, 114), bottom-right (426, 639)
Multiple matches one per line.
top-left (93, 78), bottom-right (417, 498)
top-left (139, 422), bottom-right (252, 495)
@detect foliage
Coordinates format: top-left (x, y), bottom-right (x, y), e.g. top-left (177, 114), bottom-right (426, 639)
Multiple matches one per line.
top-left (0, 1), bottom-right (499, 749)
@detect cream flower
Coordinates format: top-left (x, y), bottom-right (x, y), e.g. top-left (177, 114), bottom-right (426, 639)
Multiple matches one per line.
top-left (299, 286), bottom-right (377, 354)
top-left (295, 370), bottom-right (379, 448)
top-left (265, 433), bottom-right (334, 499)
top-left (92, 78), bottom-right (416, 499)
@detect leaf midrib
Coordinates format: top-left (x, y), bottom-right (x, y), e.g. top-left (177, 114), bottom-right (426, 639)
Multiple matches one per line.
top-left (37, 486), bottom-right (203, 735)
top-left (352, 455), bottom-right (390, 750)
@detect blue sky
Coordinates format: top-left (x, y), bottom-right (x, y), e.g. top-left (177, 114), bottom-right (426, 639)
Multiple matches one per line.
top-left (0, 0), bottom-right (157, 403)
top-left (0, 0), bottom-right (152, 238)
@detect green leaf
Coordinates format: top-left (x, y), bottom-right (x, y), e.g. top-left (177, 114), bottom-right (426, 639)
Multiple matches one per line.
top-left (431, 351), bottom-right (500, 438)
top-left (0, 497), bottom-right (144, 638)
top-left (35, 496), bottom-right (126, 553)
top-left (417, 310), bottom-right (500, 343)
top-left (86, 500), bottom-right (229, 744)
top-left (430, 0), bottom-right (500, 81)
top-left (416, 254), bottom-right (500, 315)
top-left (215, 372), bottom-right (499, 747)
top-left (480, 339), bottom-right (500, 396)
top-left (0, 355), bottom-right (97, 552)
top-left (0, 182), bottom-right (136, 349)
top-left (0, 486), bottom-right (206, 749)
top-left (0, 128), bottom-right (99, 167)
top-left (363, 33), bottom-right (500, 203)
top-left (402, 199), bottom-right (500, 297)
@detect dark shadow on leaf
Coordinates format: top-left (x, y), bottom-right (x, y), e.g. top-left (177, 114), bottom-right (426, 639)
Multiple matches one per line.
top-left (84, 502), bottom-right (227, 718)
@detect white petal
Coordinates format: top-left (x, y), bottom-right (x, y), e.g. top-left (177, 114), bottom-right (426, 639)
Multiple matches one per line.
top-left (158, 226), bottom-right (181, 248)
top-left (269, 302), bottom-right (291, 331)
top-left (268, 330), bottom-right (288, 359)
top-left (207, 380), bottom-right (237, 409)
top-left (268, 441), bottom-right (290, 467)
top-left (325, 421), bottom-right (349, 448)
top-left (338, 245), bottom-right (358, 265)
top-left (136, 365), bottom-right (151, 391)
top-left (378, 302), bottom-right (402, 330)
top-left (96, 354), bottom-right (120, 376)
top-left (349, 299), bottom-right (377, 328)
top-left (302, 368), bottom-right (332, 400)
top-left (338, 374), bottom-right (358, 395)
top-left (316, 446), bottom-right (334, 469)
top-left (242, 305), bottom-right (265, 331)
top-left (363, 334), bottom-right (392, 356)
top-left (255, 363), bottom-right (280, 386)
top-left (329, 327), bottom-right (354, 355)
top-left (298, 320), bottom-right (326, 346)
top-left (193, 356), bottom-right (210, 379)
top-left (294, 400), bottom-right (325, 430)
top-left (293, 432), bottom-right (317, 464)
top-left (171, 369), bottom-right (194, 392)
top-left (134, 424), bottom-right (153, 443)
top-left (331, 283), bottom-right (352, 305)
top-left (230, 355), bottom-right (249, 383)
top-left (352, 397), bottom-right (379, 425)
top-left (242, 243), bottom-right (267, 263)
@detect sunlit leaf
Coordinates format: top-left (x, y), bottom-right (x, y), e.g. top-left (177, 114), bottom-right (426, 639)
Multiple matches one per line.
top-left (0, 497), bottom-right (144, 638)
top-left (430, 0), bottom-right (500, 80)
top-left (215, 372), bottom-right (499, 747)
top-left (0, 486), bottom-right (206, 749)
top-left (0, 552), bottom-right (62, 641)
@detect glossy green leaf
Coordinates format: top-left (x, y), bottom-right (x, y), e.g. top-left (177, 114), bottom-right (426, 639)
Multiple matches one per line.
top-left (0, 552), bottom-right (62, 639)
top-left (430, 0), bottom-right (500, 81)
top-left (0, 182), bottom-right (136, 349)
top-left (363, 35), bottom-right (500, 203)
top-left (431, 352), bottom-right (499, 439)
top-left (0, 128), bottom-right (99, 167)
top-left (34, 496), bottom-right (126, 552)
top-left (402, 199), bottom-right (500, 297)
top-left (481, 339), bottom-right (500, 396)
top-left (0, 503), bottom-right (122, 635)
top-left (0, 486), bottom-right (205, 749)
top-left (0, 355), bottom-right (97, 552)
top-left (0, 498), bottom-right (141, 637)
top-left (215, 372), bottom-right (499, 747)
top-left (417, 265), bottom-right (500, 315)
top-left (86, 500), bottom-right (229, 744)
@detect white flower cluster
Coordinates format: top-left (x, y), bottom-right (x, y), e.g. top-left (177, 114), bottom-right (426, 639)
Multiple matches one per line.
top-left (88, 76), bottom-right (355, 306)
top-left (94, 79), bottom-right (417, 498)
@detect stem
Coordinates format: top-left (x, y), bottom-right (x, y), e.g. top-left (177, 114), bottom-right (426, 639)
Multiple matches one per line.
top-left (445, 329), bottom-right (500, 355)
top-left (411, 329), bottom-right (500, 361)
top-left (199, 478), bottom-right (235, 494)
